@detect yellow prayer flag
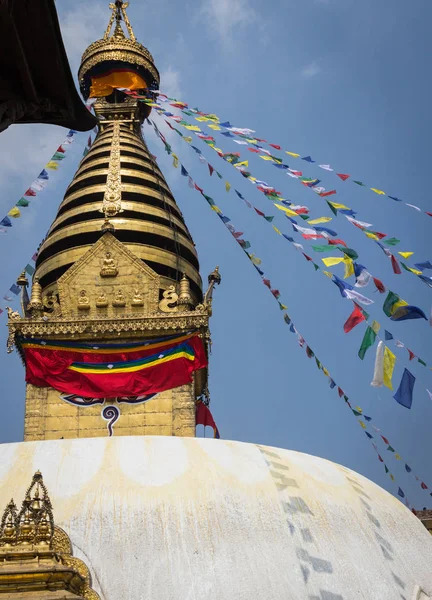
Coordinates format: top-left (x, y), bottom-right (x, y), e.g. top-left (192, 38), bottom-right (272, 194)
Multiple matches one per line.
top-left (208, 124), bottom-right (221, 131)
top-left (195, 117), bottom-right (211, 122)
top-left (213, 147), bottom-right (222, 153)
top-left (371, 320), bottom-right (380, 334)
top-left (279, 303), bottom-right (288, 310)
top-left (358, 420), bottom-right (367, 430)
top-left (407, 266), bottom-right (422, 275)
top-left (235, 160), bottom-right (249, 168)
top-left (183, 137), bottom-right (192, 143)
top-left (8, 206), bottom-right (21, 218)
top-left (275, 204), bottom-right (298, 217)
top-left (272, 225), bottom-right (281, 235)
top-left (328, 201), bottom-right (350, 210)
top-left (260, 155), bottom-right (275, 161)
top-left (370, 188), bottom-right (385, 195)
top-left (364, 231), bottom-right (379, 241)
top-left (390, 298), bottom-right (408, 315)
top-left (211, 205), bottom-right (222, 214)
top-left (307, 216), bottom-right (332, 225)
top-left (322, 367), bottom-right (329, 377)
top-left (46, 161), bottom-right (59, 170)
top-left (395, 453), bottom-right (402, 460)
top-left (172, 154), bottom-right (179, 168)
top-left (286, 151), bottom-right (300, 157)
top-left (225, 182), bottom-right (231, 193)
top-left (343, 257), bottom-right (354, 279)
top-left (249, 254), bottom-right (262, 265)
top-left (246, 138), bottom-right (258, 144)
top-left (322, 257), bottom-right (345, 267)
top-left (398, 251), bottom-right (414, 259)
top-left (323, 270), bottom-right (333, 278)
top-left (383, 346), bottom-right (396, 390)
top-left (390, 474), bottom-right (395, 482)
top-left (184, 125), bottom-right (201, 131)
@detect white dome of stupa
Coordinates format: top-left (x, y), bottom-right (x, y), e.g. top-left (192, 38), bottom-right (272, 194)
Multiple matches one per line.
top-left (0, 436), bottom-right (430, 600)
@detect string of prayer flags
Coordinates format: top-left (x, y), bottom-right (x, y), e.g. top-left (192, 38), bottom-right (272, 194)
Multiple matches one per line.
top-left (150, 113), bottom-right (430, 375)
top-left (152, 90), bottom-right (432, 221)
top-left (0, 129), bottom-right (77, 234)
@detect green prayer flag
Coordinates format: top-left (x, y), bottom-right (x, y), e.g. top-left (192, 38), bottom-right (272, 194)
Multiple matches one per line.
top-left (203, 195), bottom-right (215, 206)
top-left (216, 171), bottom-right (223, 179)
top-left (384, 237), bottom-right (400, 246)
top-left (418, 358), bottom-right (426, 366)
top-left (327, 201), bottom-right (338, 216)
top-left (385, 465), bottom-right (389, 473)
top-left (264, 216), bottom-right (274, 222)
top-left (299, 215), bottom-right (309, 220)
top-left (311, 245), bottom-right (331, 252)
top-left (387, 445), bottom-right (395, 452)
top-left (313, 263), bottom-right (320, 271)
top-left (51, 152), bottom-right (65, 160)
top-left (341, 248), bottom-right (359, 260)
top-left (383, 291), bottom-right (400, 317)
top-left (17, 198), bottom-right (30, 207)
top-left (183, 110), bottom-right (194, 116)
top-left (352, 410), bottom-right (362, 416)
top-left (354, 181), bottom-right (365, 186)
top-left (400, 262), bottom-right (411, 272)
top-left (82, 147), bottom-right (89, 157)
top-left (315, 357), bottom-right (321, 370)
top-left (358, 321), bottom-right (380, 360)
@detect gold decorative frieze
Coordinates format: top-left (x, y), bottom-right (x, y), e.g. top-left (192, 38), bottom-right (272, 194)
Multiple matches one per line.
top-left (101, 121), bottom-right (122, 218)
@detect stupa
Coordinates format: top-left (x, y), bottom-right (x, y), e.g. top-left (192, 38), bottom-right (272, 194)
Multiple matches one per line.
top-left (0, 2), bottom-right (431, 598)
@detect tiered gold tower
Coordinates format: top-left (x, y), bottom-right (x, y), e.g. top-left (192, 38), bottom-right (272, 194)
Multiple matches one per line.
top-left (8, 1), bottom-right (217, 441)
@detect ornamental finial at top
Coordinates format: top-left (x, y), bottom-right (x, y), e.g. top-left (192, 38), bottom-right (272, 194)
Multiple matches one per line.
top-left (104, 1), bottom-right (136, 41)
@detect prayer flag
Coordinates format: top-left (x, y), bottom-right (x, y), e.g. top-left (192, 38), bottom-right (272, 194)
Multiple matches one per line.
top-left (358, 321), bottom-right (380, 360)
top-left (397, 488), bottom-right (405, 498)
top-left (172, 154), bottom-right (179, 168)
top-left (16, 198), bottom-right (30, 207)
top-left (195, 401), bottom-right (220, 438)
top-left (8, 207), bottom-right (20, 218)
top-left (180, 165), bottom-right (188, 177)
top-left (384, 330), bottom-right (393, 341)
top-left (337, 173), bottom-right (350, 181)
top-left (319, 164), bottom-right (333, 171)
top-left (46, 161), bottom-right (59, 170)
top-left (343, 303), bottom-right (367, 333)
top-left (286, 151), bottom-right (300, 157)
top-left (393, 368), bottom-right (415, 409)
top-left (322, 257), bottom-right (344, 267)
top-left (383, 291), bottom-right (408, 317)
top-left (383, 347), bottom-right (396, 389)
top-left (390, 305), bottom-right (427, 321)
top-left (319, 190), bottom-right (337, 197)
top-left (225, 182), bottom-right (231, 192)
top-left (302, 156), bottom-right (315, 162)
top-left (308, 217), bottom-right (332, 225)
top-left (390, 255), bottom-right (402, 274)
top-left (371, 341), bottom-right (384, 387)
top-left (373, 277), bottom-right (385, 293)
top-left (371, 188), bottom-right (385, 195)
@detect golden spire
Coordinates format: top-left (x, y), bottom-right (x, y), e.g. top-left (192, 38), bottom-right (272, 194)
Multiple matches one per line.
top-left (104, 1), bottom-right (136, 41)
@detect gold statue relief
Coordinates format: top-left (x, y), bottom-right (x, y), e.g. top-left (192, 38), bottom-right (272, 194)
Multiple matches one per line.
top-left (131, 289), bottom-right (144, 306)
top-left (158, 285), bottom-right (178, 313)
top-left (100, 251), bottom-right (118, 277)
top-left (78, 290), bottom-right (90, 310)
top-left (96, 291), bottom-right (109, 308)
top-left (112, 289), bottom-right (126, 307)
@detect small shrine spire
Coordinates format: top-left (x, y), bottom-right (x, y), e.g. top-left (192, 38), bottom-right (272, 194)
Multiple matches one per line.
top-left (104, 1), bottom-right (136, 41)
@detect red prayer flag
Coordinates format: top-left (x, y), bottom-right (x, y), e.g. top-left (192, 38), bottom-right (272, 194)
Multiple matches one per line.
top-left (343, 303), bottom-right (366, 333)
top-left (421, 482), bottom-right (428, 490)
top-left (208, 164), bottom-right (214, 176)
top-left (408, 349), bottom-right (416, 361)
top-left (328, 238), bottom-right (347, 247)
top-left (337, 173), bottom-right (350, 181)
top-left (381, 436), bottom-right (389, 444)
top-left (248, 148), bottom-right (261, 153)
top-left (390, 255), bottom-right (402, 274)
top-left (254, 208), bottom-right (265, 217)
top-left (426, 212), bottom-right (432, 217)
top-left (24, 188), bottom-right (37, 197)
top-left (195, 401), bottom-right (220, 438)
top-left (338, 387), bottom-right (344, 398)
top-left (194, 183), bottom-right (203, 193)
top-left (373, 277), bottom-right (385, 293)
top-left (319, 190), bottom-right (337, 197)
top-left (302, 253), bottom-right (313, 262)
top-left (269, 143), bottom-right (281, 150)
top-left (56, 146), bottom-right (65, 153)
top-left (263, 279), bottom-right (271, 289)
top-left (289, 170), bottom-right (302, 176)
top-left (378, 455), bottom-right (384, 462)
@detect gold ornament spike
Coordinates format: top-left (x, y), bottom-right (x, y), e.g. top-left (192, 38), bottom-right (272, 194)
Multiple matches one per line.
top-left (100, 121), bottom-right (123, 218)
top-left (17, 270), bottom-right (28, 287)
top-left (177, 273), bottom-right (193, 310)
top-left (105, 1), bottom-right (135, 41)
top-left (204, 266), bottom-right (221, 313)
top-left (28, 276), bottom-right (43, 312)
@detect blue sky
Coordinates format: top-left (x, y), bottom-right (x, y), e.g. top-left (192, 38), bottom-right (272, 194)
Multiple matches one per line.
top-left (0, 0), bottom-right (430, 508)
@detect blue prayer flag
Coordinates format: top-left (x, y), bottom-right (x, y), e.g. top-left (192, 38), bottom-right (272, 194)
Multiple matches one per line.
top-left (219, 121), bottom-right (232, 128)
top-left (414, 261), bottom-right (432, 270)
top-left (302, 156), bottom-right (315, 163)
top-left (0, 217), bottom-right (12, 227)
top-left (397, 487), bottom-right (405, 498)
top-left (390, 305), bottom-right (427, 321)
top-left (393, 368), bottom-right (415, 409)
top-left (384, 330), bottom-right (393, 341)
top-left (180, 165), bottom-right (188, 177)
top-left (405, 464), bottom-right (412, 473)
top-left (9, 284), bottom-right (20, 295)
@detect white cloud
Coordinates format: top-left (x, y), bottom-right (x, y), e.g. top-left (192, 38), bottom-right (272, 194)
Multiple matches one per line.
top-left (59, 2), bottom-right (107, 77)
top-left (159, 67), bottom-right (182, 99)
top-left (301, 61), bottom-right (322, 78)
top-left (199, 0), bottom-right (258, 45)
